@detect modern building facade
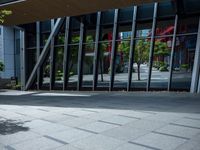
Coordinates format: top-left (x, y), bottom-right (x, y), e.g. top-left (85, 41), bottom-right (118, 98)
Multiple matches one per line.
top-left (0, 25), bottom-right (20, 79)
top-left (0, 0), bottom-right (200, 93)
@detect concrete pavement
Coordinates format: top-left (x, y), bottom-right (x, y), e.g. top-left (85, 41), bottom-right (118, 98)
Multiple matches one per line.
top-left (0, 90), bottom-right (200, 150)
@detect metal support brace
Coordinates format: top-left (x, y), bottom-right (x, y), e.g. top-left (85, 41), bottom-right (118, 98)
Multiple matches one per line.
top-left (25, 18), bottom-right (65, 90)
top-left (36, 21), bottom-right (42, 90)
top-left (77, 18), bottom-right (86, 91)
top-left (50, 19), bottom-right (55, 90)
top-left (93, 12), bottom-right (102, 91)
top-left (109, 9), bottom-right (119, 91)
top-left (127, 6), bottom-right (137, 91)
top-left (20, 30), bottom-right (25, 90)
top-left (63, 17), bottom-right (71, 90)
top-left (168, 15), bottom-right (178, 91)
top-left (198, 73), bottom-right (200, 93)
top-left (191, 17), bottom-right (200, 93)
top-left (146, 2), bottom-right (158, 91)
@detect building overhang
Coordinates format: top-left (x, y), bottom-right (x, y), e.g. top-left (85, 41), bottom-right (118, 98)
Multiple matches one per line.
top-left (0, 0), bottom-right (161, 26)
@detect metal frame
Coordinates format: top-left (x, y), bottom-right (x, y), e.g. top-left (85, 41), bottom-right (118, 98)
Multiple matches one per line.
top-left (20, 30), bottom-right (25, 90)
top-left (146, 2), bottom-right (158, 91)
top-left (63, 17), bottom-right (71, 90)
top-left (191, 17), bottom-right (200, 93)
top-left (168, 14), bottom-right (178, 91)
top-left (109, 9), bottom-right (119, 91)
top-left (93, 12), bottom-right (102, 90)
top-left (198, 72), bottom-right (200, 93)
top-left (77, 17), bottom-right (86, 91)
top-left (25, 18), bottom-right (65, 90)
top-left (50, 19), bottom-right (55, 90)
top-left (127, 6), bottom-right (138, 91)
top-left (36, 21), bottom-right (42, 90)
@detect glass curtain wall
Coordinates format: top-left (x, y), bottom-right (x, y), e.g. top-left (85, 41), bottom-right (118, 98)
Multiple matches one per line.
top-left (24, 0), bottom-right (200, 91)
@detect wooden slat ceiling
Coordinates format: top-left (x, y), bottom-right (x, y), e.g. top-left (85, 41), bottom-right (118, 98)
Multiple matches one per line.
top-left (0, 0), bottom-right (161, 25)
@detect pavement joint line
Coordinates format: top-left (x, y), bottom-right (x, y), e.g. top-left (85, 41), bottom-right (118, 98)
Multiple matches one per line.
top-left (37, 108), bottom-right (49, 112)
top-left (184, 117), bottom-right (200, 121)
top-left (152, 131), bottom-right (190, 140)
top-left (170, 123), bottom-right (200, 130)
top-left (138, 111), bottom-right (157, 115)
top-left (82, 109), bottom-right (99, 113)
top-left (128, 141), bottom-right (161, 150)
top-left (43, 135), bottom-right (69, 145)
top-left (97, 120), bottom-right (122, 126)
top-left (74, 127), bottom-right (98, 134)
top-left (4, 145), bottom-right (16, 150)
top-left (40, 118), bottom-right (57, 123)
top-left (118, 114), bottom-right (141, 120)
top-left (62, 113), bottom-right (79, 118)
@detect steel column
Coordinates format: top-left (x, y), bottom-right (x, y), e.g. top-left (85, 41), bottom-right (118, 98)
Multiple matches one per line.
top-left (109, 9), bottom-right (119, 91)
top-left (77, 17), bottom-right (86, 91)
top-left (198, 73), bottom-right (200, 93)
top-left (127, 6), bottom-right (138, 91)
top-left (20, 30), bottom-right (25, 90)
top-left (168, 15), bottom-right (178, 91)
top-left (36, 21), bottom-right (42, 90)
top-left (50, 19), bottom-right (55, 90)
top-left (25, 18), bottom-right (65, 90)
top-left (191, 17), bottom-right (200, 93)
top-left (146, 2), bottom-right (158, 91)
top-left (63, 17), bottom-right (71, 90)
top-left (93, 12), bottom-right (102, 91)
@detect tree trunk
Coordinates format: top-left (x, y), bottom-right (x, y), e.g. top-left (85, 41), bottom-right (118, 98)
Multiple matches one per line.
top-left (100, 57), bottom-right (104, 82)
top-left (137, 62), bottom-right (141, 81)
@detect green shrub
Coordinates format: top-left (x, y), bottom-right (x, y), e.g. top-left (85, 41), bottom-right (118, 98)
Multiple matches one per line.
top-left (159, 66), bottom-right (168, 72)
top-left (181, 64), bottom-right (189, 70)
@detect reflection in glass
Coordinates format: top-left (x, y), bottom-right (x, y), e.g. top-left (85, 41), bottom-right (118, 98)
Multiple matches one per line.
top-left (132, 39), bottom-right (150, 89)
top-left (150, 38), bottom-right (171, 89)
top-left (171, 35), bottom-right (196, 90)
top-left (82, 35), bottom-right (95, 88)
top-left (67, 45), bottom-right (79, 89)
top-left (54, 47), bottom-right (64, 89)
top-left (42, 53), bottom-right (50, 89)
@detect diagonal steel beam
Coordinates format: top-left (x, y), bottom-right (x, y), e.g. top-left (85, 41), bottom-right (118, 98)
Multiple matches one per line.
top-left (63, 17), bottom-right (71, 90)
top-left (25, 18), bottom-right (65, 90)
top-left (146, 2), bottom-right (158, 91)
top-left (93, 12), bottom-right (102, 91)
top-left (77, 17), bottom-right (86, 91)
top-left (109, 9), bottom-right (119, 91)
top-left (191, 17), bottom-right (200, 93)
top-left (50, 19), bottom-right (55, 90)
top-left (20, 30), bottom-right (25, 90)
top-left (127, 6), bottom-right (137, 91)
top-left (168, 14), bottom-right (178, 91)
top-left (36, 21), bottom-right (42, 90)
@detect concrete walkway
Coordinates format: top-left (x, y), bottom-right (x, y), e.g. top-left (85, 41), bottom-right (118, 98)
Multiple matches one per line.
top-left (0, 90), bottom-right (200, 150)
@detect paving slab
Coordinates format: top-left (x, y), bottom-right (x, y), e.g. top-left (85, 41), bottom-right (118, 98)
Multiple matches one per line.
top-left (78, 121), bottom-right (119, 133)
top-left (71, 134), bottom-right (125, 150)
top-left (154, 124), bottom-right (200, 139)
top-left (0, 131), bottom-right (40, 145)
top-left (101, 125), bottom-right (150, 141)
top-left (115, 143), bottom-right (155, 150)
top-left (9, 136), bottom-right (64, 150)
top-left (131, 132), bottom-right (187, 150)
top-left (45, 128), bottom-right (94, 143)
top-left (124, 119), bottom-right (167, 131)
top-left (0, 90), bottom-right (200, 150)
